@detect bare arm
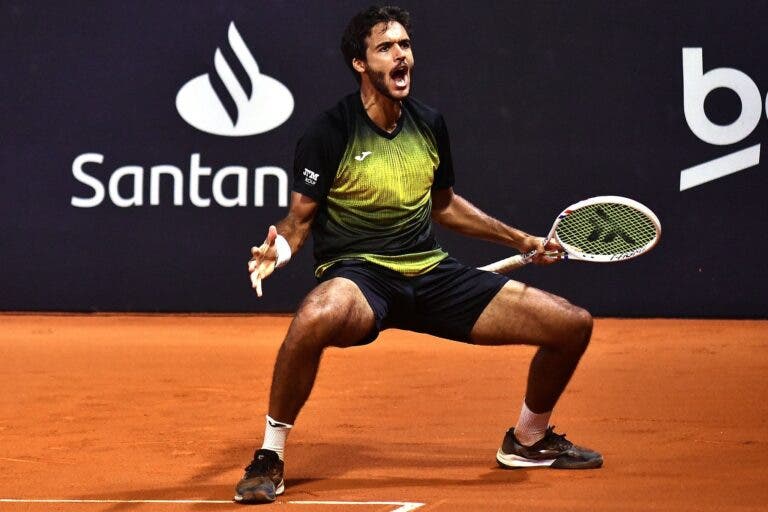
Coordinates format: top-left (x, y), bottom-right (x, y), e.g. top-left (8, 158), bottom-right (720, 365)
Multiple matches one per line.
top-left (248, 192), bottom-right (318, 296)
top-left (431, 187), bottom-right (559, 262)
top-left (272, 192), bottom-right (318, 253)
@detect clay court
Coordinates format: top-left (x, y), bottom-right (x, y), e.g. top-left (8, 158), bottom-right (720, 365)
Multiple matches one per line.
top-left (1, 314), bottom-right (766, 511)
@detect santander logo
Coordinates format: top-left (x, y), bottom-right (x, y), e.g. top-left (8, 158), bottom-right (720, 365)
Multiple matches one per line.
top-left (176, 22), bottom-right (294, 136)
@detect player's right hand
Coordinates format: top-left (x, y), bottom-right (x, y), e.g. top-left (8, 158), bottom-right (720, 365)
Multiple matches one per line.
top-left (248, 225), bottom-right (278, 297)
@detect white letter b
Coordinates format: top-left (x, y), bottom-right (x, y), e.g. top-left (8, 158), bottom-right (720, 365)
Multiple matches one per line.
top-left (682, 47), bottom-right (762, 145)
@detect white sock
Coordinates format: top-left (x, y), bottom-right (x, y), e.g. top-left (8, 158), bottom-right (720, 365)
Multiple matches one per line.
top-left (514, 399), bottom-right (552, 447)
top-left (262, 415), bottom-right (292, 460)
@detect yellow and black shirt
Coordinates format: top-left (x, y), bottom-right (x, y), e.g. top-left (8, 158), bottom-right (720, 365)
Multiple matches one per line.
top-left (293, 93), bottom-right (455, 277)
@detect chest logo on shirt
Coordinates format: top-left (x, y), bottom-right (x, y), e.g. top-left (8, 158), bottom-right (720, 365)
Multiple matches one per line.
top-left (354, 151), bottom-right (373, 162)
top-left (303, 168), bottom-right (319, 185)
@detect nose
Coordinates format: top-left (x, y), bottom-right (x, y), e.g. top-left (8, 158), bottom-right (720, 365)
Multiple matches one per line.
top-left (392, 43), bottom-right (406, 60)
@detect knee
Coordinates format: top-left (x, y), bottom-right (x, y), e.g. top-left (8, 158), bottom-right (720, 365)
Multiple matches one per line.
top-left (288, 301), bottom-right (341, 350)
top-left (280, 279), bottom-right (374, 351)
top-left (570, 307), bottom-right (593, 353)
top-left (296, 298), bottom-right (335, 327)
top-left (287, 294), bottom-right (368, 352)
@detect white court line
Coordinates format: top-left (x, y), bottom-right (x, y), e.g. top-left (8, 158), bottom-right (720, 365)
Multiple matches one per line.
top-left (0, 498), bottom-right (425, 511)
top-left (293, 502), bottom-right (424, 512)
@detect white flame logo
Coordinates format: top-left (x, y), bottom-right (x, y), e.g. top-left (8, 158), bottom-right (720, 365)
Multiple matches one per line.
top-left (176, 22), bottom-right (294, 136)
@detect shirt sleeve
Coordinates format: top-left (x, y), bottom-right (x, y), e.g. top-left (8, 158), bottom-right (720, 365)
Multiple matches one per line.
top-left (432, 114), bottom-right (456, 190)
top-left (292, 115), bottom-right (345, 202)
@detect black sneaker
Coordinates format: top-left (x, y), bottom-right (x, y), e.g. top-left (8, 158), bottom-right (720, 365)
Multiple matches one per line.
top-left (234, 449), bottom-right (285, 503)
top-left (496, 426), bottom-right (603, 469)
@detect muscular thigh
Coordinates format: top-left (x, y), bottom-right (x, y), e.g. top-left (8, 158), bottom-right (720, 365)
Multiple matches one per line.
top-left (290, 277), bottom-right (376, 348)
top-left (469, 279), bottom-right (589, 347)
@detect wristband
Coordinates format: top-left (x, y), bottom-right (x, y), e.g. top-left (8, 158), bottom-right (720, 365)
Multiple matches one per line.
top-left (274, 234), bottom-right (292, 268)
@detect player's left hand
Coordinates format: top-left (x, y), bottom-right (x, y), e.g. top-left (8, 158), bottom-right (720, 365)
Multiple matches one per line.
top-left (522, 235), bottom-right (563, 265)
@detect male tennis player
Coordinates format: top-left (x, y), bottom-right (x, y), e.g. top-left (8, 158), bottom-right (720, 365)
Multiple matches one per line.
top-left (236, 5), bottom-right (601, 504)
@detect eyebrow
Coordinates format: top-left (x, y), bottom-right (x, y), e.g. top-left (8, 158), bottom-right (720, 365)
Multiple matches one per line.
top-left (375, 38), bottom-right (410, 50)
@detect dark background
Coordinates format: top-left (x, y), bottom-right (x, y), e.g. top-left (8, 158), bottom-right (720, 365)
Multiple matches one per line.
top-left (2, 1), bottom-right (766, 317)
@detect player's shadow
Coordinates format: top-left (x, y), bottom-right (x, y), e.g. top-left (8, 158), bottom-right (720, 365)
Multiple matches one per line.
top-left (285, 469), bottom-right (531, 496)
top-left (79, 440), bottom-right (530, 510)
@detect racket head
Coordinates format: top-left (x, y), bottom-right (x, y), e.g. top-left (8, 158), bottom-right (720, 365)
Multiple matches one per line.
top-left (550, 196), bottom-right (661, 262)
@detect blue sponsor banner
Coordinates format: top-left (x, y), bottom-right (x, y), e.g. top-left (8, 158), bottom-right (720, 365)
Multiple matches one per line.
top-left (1, 1), bottom-right (766, 316)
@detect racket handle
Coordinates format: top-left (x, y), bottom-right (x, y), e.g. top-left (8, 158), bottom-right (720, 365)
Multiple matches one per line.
top-left (478, 251), bottom-right (535, 273)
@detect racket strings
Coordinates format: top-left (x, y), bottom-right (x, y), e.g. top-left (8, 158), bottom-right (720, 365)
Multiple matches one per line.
top-left (555, 203), bottom-right (657, 256)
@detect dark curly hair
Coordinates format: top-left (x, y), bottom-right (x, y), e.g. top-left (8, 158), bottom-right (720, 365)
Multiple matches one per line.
top-left (340, 5), bottom-right (412, 83)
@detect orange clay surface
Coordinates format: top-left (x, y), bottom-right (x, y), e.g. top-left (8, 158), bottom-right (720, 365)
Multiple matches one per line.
top-left (0, 315), bottom-right (767, 512)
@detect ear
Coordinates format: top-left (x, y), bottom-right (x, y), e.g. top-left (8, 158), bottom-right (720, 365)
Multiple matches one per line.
top-left (352, 58), bottom-right (366, 74)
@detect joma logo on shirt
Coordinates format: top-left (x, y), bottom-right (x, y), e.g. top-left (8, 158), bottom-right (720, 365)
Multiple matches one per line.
top-left (303, 168), bottom-right (319, 185)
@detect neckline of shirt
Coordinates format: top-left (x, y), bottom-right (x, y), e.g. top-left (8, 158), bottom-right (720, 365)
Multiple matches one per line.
top-left (356, 93), bottom-right (406, 140)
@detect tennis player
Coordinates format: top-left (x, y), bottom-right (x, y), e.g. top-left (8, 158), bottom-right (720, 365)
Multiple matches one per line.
top-left (236, 5), bottom-right (602, 504)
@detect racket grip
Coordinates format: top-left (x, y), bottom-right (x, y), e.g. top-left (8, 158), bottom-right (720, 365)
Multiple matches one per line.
top-left (478, 253), bottom-right (530, 273)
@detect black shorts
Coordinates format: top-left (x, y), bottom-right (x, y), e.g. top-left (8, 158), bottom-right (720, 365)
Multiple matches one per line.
top-left (318, 257), bottom-right (509, 345)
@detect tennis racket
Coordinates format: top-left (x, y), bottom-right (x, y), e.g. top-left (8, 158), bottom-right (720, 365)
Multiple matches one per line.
top-left (479, 196), bottom-right (661, 274)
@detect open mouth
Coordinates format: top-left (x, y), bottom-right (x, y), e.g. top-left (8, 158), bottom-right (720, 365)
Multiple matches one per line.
top-left (390, 65), bottom-right (409, 88)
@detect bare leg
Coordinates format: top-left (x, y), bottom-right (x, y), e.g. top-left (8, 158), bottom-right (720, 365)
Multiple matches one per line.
top-left (470, 280), bottom-right (593, 413)
top-left (234, 278), bottom-right (376, 503)
top-left (268, 277), bottom-right (376, 423)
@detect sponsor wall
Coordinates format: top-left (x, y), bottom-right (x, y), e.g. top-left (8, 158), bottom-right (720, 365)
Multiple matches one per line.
top-left (1, 1), bottom-right (766, 317)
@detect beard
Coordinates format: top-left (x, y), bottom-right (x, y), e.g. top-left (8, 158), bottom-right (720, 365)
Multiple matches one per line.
top-left (365, 66), bottom-right (413, 101)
